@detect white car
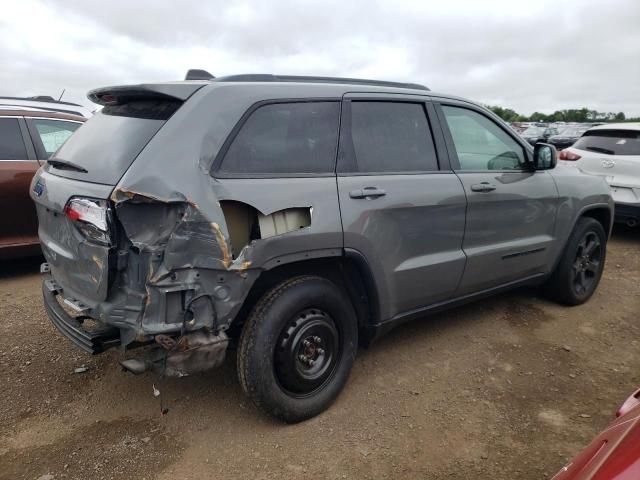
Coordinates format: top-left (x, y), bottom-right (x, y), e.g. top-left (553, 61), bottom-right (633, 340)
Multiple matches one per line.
top-left (559, 123), bottom-right (640, 227)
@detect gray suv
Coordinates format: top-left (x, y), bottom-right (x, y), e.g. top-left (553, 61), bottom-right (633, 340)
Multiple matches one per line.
top-left (31, 73), bottom-right (613, 422)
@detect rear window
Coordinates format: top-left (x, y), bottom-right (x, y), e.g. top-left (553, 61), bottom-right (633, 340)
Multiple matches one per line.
top-left (573, 129), bottom-right (640, 155)
top-left (219, 102), bottom-right (340, 175)
top-left (0, 118), bottom-right (28, 160)
top-left (47, 100), bottom-right (180, 185)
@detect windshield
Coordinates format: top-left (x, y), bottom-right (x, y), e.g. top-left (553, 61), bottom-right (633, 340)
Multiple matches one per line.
top-left (522, 127), bottom-right (544, 136)
top-left (558, 127), bottom-right (587, 137)
top-left (573, 129), bottom-right (640, 156)
top-left (47, 100), bottom-right (181, 185)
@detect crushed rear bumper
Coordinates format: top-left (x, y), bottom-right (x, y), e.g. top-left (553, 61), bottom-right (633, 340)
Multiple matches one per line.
top-left (42, 278), bottom-right (120, 355)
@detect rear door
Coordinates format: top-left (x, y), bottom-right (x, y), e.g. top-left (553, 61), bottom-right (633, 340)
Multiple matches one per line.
top-left (436, 102), bottom-right (559, 295)
top-left (336, 94), bottom-right (467, 322)
top-left (0, 116), bottom-right (40, 248)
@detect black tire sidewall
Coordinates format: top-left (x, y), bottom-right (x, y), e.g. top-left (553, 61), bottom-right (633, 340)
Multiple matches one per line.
top-left (554, 218), bottom-right (607, 305)
top-left (240, 277), bottom-right (358, 422)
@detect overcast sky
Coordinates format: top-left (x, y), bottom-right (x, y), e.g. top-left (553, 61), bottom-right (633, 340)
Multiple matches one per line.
top-left (1, 0), bottom-right (639, 115)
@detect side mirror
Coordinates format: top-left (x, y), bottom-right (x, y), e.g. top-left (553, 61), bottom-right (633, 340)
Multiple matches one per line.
top-left (533, 143), bottom-right (557, 170)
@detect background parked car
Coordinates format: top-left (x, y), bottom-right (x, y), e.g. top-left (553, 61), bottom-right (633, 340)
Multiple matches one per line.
top-left (559, 123), bottom-right (640, 227)
top-left (553, 385), bottom-right (640, 479)
top-left (547, 124), bottom-right (592, 150)
top-left (0, 108), bottom-right (84, 259)
top-left (0, 95), bottom-right (93, 118)
top-left (519, 125), bottom-right (549, 145)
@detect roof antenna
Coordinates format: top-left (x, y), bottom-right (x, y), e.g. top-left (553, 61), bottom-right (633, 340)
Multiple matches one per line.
top-left (185, 69), bottom-right (214, 81)
top-left (58, 88), bottom-right (66, 101)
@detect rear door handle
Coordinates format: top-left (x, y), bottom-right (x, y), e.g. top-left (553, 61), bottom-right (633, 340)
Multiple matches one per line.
top-left (470, 182), bottom-right (497, 193)
top-left (349, 187), bottom-right (387, 199)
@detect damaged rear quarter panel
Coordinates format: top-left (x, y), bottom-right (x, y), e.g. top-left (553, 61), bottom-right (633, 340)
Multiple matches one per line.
top-left (111, 84), bottom-right (344, 336)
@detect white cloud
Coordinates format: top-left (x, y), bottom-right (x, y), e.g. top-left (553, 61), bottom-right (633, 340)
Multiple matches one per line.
top-left (1, 0), bottom-right (638, 115)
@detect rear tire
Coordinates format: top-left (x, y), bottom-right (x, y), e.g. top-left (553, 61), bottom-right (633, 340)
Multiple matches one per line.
top-left (544, 217), bottom-right (607, 305)
top-left (237, 276), bottom-right (358, 423)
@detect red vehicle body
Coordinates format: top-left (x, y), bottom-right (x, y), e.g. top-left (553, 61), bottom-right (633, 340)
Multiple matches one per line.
top-left (553, 387), bottom-right (640, 479)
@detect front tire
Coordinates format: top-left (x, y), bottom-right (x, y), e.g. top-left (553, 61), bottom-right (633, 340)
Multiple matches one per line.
top-left (544, 217), bottom-right (607, 305)
top-left (237, 276), bottom-right (358, 422)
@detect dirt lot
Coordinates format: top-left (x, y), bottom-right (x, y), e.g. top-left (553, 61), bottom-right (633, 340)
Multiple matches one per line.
top-left (1, 227), bottom-right (639, 480)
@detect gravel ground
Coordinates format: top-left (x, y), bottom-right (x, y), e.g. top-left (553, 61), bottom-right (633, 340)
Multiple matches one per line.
top-left (1, 226), bottom-right (638, 480)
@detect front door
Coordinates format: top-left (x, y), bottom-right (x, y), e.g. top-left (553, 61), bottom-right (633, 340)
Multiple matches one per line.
top-left (437, 103), bottom-right (559, 295)
top-left (336, 96), bottom-right (467, 322)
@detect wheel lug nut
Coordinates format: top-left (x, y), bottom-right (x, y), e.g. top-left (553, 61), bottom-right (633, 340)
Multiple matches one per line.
top-left (317, 348), bottom-right (325, 355)
top-left (308, 359), bottom-right (315, 367)
top-left (298, 354), bottom-right (307, 363)
top-left (313, 336), bottom-right (322, 343)
top-left (302, 340), bottom-right (311, 348)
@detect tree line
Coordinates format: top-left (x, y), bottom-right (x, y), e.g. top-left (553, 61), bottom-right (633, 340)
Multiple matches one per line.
top-left (487, 106), bottom-right (640, 123)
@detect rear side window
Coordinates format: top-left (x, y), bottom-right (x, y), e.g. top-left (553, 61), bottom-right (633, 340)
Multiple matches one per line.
top-left (220, 102), bottom-right (340, 175)
top-left (341, 101), bottom-right (438, 173)
top-left (31, 119), bottom-right (81, 158)
top-left (573, 129), bottom-right (640, 156)
top-left (0, 118), bottom-right (28, 160)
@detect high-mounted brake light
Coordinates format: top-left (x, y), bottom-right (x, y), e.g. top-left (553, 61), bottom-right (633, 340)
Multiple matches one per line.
top-left (64, 198), bottom-right (111, 245)
top-left (99, 94), bottom-right (118, 105)
top-left (559, 150), bottom-right (582, 161)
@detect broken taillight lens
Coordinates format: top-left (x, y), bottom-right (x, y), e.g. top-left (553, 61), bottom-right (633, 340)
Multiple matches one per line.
top-left (64, 197), bottom-right (112, 245)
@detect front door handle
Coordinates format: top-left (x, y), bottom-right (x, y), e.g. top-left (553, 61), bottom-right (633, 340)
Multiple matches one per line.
top-left (349, 187), bottom-right (387, 199)
top-left (470, 182), bottom-right (497, 193)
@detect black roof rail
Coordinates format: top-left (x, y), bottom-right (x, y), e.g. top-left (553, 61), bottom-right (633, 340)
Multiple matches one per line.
top-left (210, 74), bottom-right (429, 91)
top-left (0, 95), bottom-right (82, 107)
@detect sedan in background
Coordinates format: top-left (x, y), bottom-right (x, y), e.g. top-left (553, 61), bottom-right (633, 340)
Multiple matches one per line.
top-left (0, 108), bottom-right (84, 259)
top-left (547, 125), bottom-right (592, 150)
top-left (519, 125), bottom-right (548, 145)
top-left (559, 123), bottom-right (640, 226)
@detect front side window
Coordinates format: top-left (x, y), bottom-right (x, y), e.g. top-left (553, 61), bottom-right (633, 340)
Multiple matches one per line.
top-left (442, 106), bottom-right (526, 171)
top-left (32, 119), bottom-right (81, 158)
top-left (0, 118), bottom-right (28, 160)
top-left (220, 101), bottom-right (340, 175)
top-left (342, 101), bottom-right (438, 173)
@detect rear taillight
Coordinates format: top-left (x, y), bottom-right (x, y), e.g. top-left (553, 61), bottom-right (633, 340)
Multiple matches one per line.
top-left (559, 150), bottom-right (582, 161)
top-left (64, 197), bottom-right (112, 245)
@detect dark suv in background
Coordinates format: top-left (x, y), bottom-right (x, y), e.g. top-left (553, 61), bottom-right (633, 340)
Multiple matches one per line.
top-left (31, 73), bottom-right (612, 422)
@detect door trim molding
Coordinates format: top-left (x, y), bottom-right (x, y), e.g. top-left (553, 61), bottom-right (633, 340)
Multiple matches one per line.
top-left (371, 272), bottom-right (546, 337)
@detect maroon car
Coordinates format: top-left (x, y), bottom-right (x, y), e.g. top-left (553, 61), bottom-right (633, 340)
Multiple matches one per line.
top-left (553, 387), bottom-right (640, 479)
top-left (0, 109), bottom-right (84, 259)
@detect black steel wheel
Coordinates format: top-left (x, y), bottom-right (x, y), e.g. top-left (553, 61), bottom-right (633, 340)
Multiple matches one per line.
top-left (237, 276), bottom-right (358, 422)
top-left (275, 308), bottom-right (340, 396)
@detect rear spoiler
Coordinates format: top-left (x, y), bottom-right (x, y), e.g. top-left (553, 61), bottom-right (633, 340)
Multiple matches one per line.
top-left (87, 83), bottom-right (206, 106)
